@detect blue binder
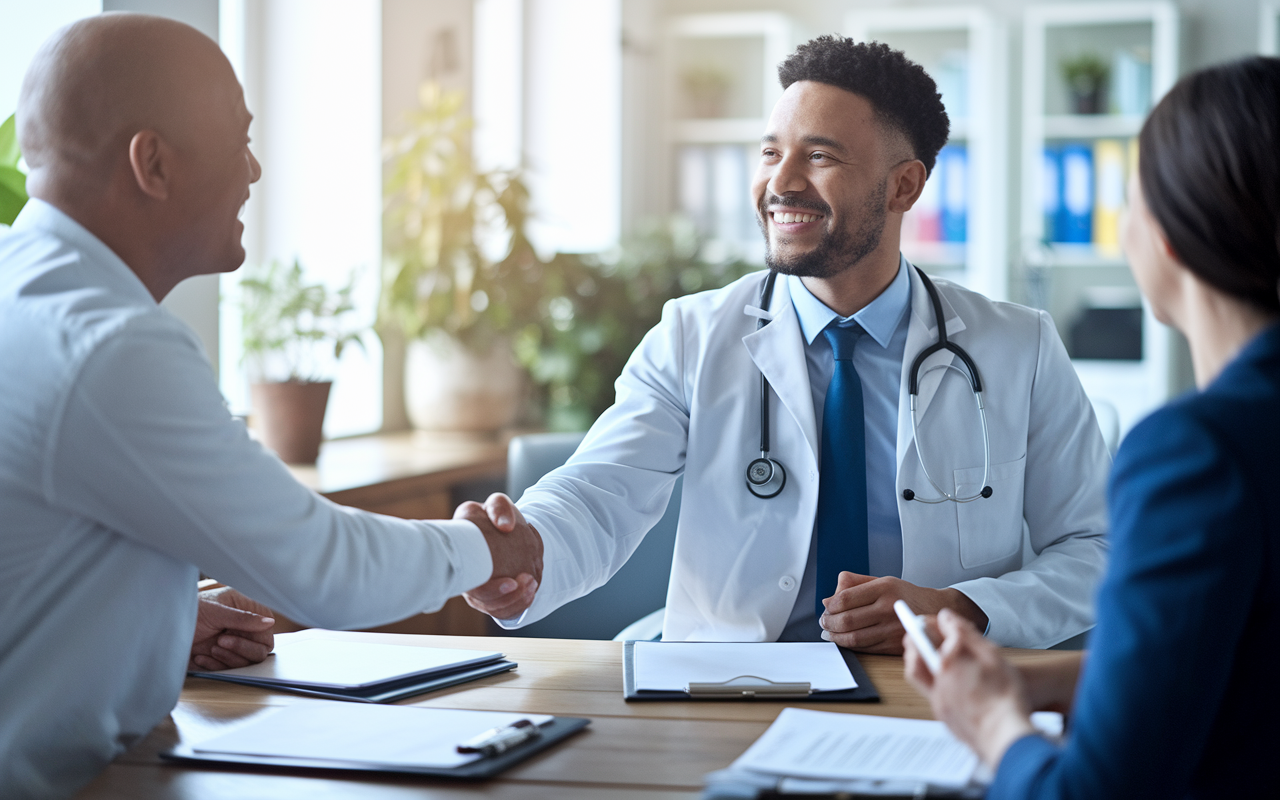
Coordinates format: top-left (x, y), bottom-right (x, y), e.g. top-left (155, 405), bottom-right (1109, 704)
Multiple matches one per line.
top-left (1042, 145), bottom-right (1062, 242)
top-left (939, 144), bottom-right (967, 243)
top-left (1058, 143), bottom-right (1094, 243)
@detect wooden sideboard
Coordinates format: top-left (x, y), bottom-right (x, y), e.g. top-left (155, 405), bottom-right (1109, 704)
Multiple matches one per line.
top-left (279, 430), bottom-right (511, 636)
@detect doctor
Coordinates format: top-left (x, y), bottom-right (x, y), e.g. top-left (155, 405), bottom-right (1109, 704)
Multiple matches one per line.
top-left (466, 36), bottom-right (1109, 651)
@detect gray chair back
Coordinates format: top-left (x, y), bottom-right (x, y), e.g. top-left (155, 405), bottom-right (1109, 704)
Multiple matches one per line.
top-left (499, 432), bottom-right (680, 640)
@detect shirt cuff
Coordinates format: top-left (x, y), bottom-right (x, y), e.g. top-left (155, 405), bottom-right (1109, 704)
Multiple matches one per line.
top-left (427, 519), bottom-right (493, 595)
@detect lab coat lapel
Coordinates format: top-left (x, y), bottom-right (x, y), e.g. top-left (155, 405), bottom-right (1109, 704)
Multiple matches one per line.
top-left (896, 266), bottom-right (968, 468)
top-left (742, 277), bottom-right (820, 469)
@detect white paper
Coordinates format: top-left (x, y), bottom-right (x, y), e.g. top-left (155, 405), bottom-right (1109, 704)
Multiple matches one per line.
top-left (193, 703), bottom-right (553, 769)
top-left (633, 642), bottom-right (856, 692)
top-left (193, 637), bottom-right (501, 689)
top-left (733, 708), bottom-right (980, 788)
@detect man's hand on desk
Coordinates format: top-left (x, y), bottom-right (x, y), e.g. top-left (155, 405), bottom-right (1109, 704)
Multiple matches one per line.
top-left (189, 587), bottom-right (275, 671)
top-left (458, 493), bottom-right (543, 620)
top-left (819, 571), bottom-right (989, 654)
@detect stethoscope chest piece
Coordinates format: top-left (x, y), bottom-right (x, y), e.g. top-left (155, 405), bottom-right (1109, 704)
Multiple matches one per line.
top-left (746, 457), bottom-right (786, 499)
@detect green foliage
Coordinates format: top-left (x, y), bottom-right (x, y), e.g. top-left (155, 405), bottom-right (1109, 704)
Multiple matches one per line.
top-left (1061, 52), bottom-right (1110, 94)
top-left (514, 218), bottom-right (758, 431)
top-left (239, 259), bottom-right (366, 383)
top-left (0, 114), bottom-right (29, 226)
top-left (381, 83), bottom-right (542, 352)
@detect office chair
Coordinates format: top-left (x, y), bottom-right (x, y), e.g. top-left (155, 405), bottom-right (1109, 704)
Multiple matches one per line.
top-left (499, 432), bottom-right (679, 641)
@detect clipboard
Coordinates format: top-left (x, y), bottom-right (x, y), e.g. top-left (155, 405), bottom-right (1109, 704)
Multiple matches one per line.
top-left (160, 708), bottom-right (590, 780)
top-left (192, 658), bottom-right (517, 703)
top-left (623, 641), bottom-right (879, 702)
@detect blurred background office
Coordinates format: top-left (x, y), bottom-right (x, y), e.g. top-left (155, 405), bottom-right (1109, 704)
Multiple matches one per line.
top-left (2, 0), bottom-right (1276, 637)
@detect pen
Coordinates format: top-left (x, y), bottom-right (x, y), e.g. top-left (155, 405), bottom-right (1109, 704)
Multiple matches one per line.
top-left (893, 599), bottom-right (943, 674)
top-left (456, 718), bottom-right (541, 757)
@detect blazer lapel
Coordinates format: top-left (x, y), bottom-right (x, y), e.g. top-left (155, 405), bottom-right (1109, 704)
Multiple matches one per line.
top-left (896, 267), bottom-right (968, 468)
top-left (742, 277), bottom-right (820, 469)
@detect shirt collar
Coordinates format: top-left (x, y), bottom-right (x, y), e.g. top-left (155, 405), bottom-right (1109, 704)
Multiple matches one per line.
top-left (10, 198), bottom-right (156, 306)
top-left (790, 254), bottom-right (912, 349)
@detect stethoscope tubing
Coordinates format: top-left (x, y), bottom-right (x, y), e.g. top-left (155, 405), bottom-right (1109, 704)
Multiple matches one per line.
top-left (747, 266), bottom-right (992, 503)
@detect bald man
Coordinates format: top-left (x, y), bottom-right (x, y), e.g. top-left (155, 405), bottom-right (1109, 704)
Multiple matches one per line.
top-left (0, 14), bottom-right (539, 798)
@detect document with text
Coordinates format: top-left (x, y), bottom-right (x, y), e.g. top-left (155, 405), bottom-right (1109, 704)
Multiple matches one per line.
top-left (733, 708), bottom-right (980, 788)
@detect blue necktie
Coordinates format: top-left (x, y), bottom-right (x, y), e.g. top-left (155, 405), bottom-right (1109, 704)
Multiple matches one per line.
top-left (815, 322), bottom-right (869, 619)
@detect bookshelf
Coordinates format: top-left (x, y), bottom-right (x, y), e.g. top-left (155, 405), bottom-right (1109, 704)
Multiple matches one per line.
top-left (1263, 2), bottom-right (1280, 55)
top-left (845, 7), bottom-right (1009, 302)
top-left (1021, 2), bottom-right (1179, 435)
top-left (666, 13), bottom-right (799, 264)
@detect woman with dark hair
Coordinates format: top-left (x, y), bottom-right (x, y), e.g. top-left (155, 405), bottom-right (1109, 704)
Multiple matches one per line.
top-left (904, 56), bottom-right (1280, 798)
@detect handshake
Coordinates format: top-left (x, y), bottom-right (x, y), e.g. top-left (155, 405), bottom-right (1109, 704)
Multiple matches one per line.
top-left (454, 493), bottom-right (544, 620)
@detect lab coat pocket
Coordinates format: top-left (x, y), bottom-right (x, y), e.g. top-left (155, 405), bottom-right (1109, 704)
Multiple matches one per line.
top-left (953, 456), bottom-right (1026, 569)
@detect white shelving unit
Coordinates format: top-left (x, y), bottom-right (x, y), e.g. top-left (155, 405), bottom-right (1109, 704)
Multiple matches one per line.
top-left (665, 13), bottom-right (798, 263)
top-left (845, 7), bottom-right (1009, 301)
top-left (1263, 2), bottom-right (1280, 55)
top-left (1021, 2), bottom-right (1179, 435)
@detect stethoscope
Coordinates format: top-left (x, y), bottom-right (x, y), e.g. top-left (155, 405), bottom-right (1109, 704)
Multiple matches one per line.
top-left (744, 267), bottom-right (993, 503)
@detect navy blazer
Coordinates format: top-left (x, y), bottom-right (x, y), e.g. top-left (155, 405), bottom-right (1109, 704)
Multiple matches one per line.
top-left (990, 324), bottom-right (1280, 799)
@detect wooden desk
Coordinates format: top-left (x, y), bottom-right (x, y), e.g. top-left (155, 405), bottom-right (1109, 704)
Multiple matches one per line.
top-left (77, 631), bottom-right (1060, 800)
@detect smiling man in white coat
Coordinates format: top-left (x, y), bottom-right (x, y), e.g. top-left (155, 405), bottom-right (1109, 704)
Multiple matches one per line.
top-left (466, 37), bottom-right (1110, 651)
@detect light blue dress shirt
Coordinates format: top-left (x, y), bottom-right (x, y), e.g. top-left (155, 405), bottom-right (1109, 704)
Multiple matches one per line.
top-left (778, 257), bottom-right (912, 641)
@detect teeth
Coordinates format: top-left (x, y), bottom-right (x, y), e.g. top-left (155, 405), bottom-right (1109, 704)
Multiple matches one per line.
top-left (773, 212), bottom-right (819, 224)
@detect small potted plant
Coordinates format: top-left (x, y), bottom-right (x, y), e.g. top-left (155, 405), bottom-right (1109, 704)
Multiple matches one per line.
top-left (681, 64), bottom-right (733, 118)
top-left (1, 113), bottom-right (29, 227)
top-left (239, 258), bottom-right (365, 463)
top-left (1061, 52), bottom-right (1110, 115)
top-left (381, 82), bottom-right (542, 432)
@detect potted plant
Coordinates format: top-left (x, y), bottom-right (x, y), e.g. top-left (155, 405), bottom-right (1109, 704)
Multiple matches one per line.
top-left (681, 64), bottom-right (733, 118)
top-left (239, 258), bottom-right (365, 464)
top-left (514, 218), bottom-right (756, 431)
top-left (1061, 52), bottom-right (1110, 115)
top-left (381, 83), bottom-right (542, 432)
top-left (1, 113), bottom-right (29, 226)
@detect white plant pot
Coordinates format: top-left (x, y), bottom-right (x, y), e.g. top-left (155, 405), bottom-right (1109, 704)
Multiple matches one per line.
top-left (404, 333), bottom-right (520, 431)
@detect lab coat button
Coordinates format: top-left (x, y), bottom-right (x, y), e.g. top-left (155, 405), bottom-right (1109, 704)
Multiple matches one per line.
top-left (778, 575), bottom-right (797, 591)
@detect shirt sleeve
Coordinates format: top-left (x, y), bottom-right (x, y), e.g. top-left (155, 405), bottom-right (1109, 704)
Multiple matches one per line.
top-left (505, 298), bottom-right (689, 628)
top-left (987, 404), bottom-right (1262, 799)
top-left (43, 312), bottom-right (493, 631)
top-left (951, 310), bottom-right (1111, 647)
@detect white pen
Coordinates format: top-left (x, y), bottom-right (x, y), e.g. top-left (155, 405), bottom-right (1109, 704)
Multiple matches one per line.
top-left (456, 719), bottom-right (541, 757)
top-left (894, 599), bottom-right (943, 674)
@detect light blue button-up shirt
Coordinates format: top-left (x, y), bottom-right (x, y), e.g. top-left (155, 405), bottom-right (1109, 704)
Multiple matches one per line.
top-left (778, 257), bottom-right (912, 641)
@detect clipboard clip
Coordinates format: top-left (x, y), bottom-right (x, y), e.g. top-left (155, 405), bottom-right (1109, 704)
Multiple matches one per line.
top-left (686, 675), bottom-right (812, 699)
top-left (456, 718), bottom-right (542, 757)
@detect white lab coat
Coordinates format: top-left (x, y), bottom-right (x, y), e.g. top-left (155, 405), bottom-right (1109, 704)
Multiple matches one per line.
top-left (515, 266), bottom-right (1110, 648)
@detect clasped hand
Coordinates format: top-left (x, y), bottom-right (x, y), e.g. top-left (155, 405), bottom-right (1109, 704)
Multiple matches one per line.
top-left (459, 493), bottom-right (544, 620)
top-left (819, 570), bottom-right (989, 654)
top-left (189, 586), bottom-right (276, 671)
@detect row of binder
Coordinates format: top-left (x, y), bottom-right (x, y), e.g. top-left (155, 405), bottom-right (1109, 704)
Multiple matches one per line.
top-left (1042, 138), bottom-right (1136, 251)
top-left (902, 143), bottom-right (968, 246)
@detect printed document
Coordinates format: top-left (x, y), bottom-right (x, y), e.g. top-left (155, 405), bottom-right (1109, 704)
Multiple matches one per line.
top-left (633, 642), bottom-right (856, 691)
top-left (733, 708), bottom-right (979, 788)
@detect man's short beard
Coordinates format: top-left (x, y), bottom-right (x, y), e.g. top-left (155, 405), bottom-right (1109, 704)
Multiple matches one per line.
top-left (758, 182), bottom-right (888, 279)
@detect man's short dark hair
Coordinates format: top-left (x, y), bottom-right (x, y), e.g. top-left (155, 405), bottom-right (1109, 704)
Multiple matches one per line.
top-left (778, 36), bottom-right (950, 176)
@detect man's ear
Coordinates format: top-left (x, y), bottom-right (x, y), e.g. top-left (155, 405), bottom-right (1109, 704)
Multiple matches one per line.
top-left (128, 130), bottom-right (171, 201)
top-left (887, 159), bottom-right (927, 213)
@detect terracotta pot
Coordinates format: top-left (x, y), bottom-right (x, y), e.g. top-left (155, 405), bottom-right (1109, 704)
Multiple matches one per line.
top-left (250, 380), bottom-right (332, 464)
top-left (404, 334), bottom-right (520, 431)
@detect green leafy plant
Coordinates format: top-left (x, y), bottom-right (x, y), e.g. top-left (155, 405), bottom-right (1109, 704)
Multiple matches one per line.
top-left (514, 218), bottom-right (758, 430)
top-left (381, 83), bottom-right (541, 353)
top-left (681, 64), bottom-right (733, 117)
top-left (0, 113), bottom-right (29, 226)
top-left (1061, 52), bottom-right (1110, 95)
top-left (239, 258), bottom-right (366, 383)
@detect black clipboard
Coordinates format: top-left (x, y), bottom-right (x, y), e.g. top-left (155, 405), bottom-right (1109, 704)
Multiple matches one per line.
top-left (161, 715), bottom-right (590, 780)
top-left (190, 659), bottom-right (517, 703)
top-left (623, 641), bottom-right (879, 702)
